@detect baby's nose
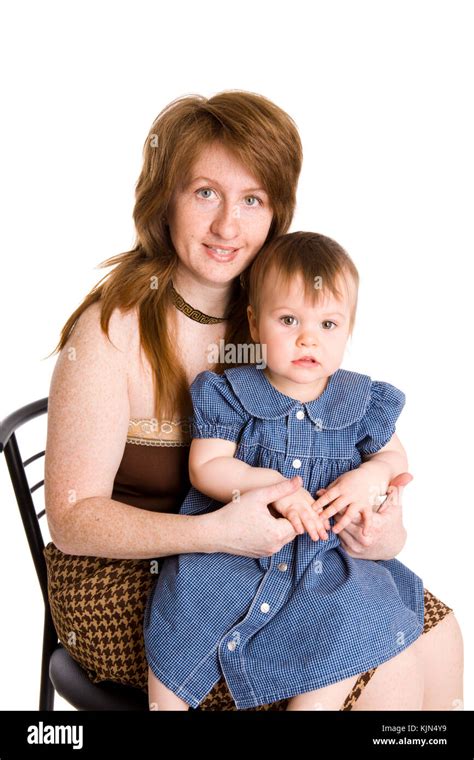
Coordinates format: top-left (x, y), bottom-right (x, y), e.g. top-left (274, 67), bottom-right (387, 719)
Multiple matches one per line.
top-left (298, 334), bottom-right (317, 346)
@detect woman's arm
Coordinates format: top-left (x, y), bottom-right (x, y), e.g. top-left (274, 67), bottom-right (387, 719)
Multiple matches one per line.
top-left (52, 480), bottom-right (300, 560)
top-left (45, 304), bottom-right (297, 560)
top-left (45, 303), bottom-right (189, 558)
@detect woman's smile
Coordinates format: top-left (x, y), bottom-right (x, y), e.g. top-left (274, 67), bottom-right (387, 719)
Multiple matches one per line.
top-left (202, 243), bottom-right (240, 262)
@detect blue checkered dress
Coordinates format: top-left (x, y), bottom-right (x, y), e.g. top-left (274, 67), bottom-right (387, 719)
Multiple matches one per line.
top-left (144, 366), bottom-right (424, 709)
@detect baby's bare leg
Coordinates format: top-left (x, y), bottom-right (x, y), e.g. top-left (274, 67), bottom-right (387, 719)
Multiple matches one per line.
top-left (288, 637), bottom-right (426, 711)
top-left (351, 640), bottom-right (424, 710)
top-left (148, 667), bottom-right (190, 711)
top-left (286, 673), bottom-right (361, 711)
top-left (354, 618), bottom-right (463, 711)
top-left (417, 613), bottom-right (464, 710)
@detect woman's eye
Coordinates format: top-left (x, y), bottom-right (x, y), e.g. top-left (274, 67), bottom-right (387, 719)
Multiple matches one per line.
top-left (321, 320), bottom-right (337, 330)
top-left (280, 315), bottom-right (298, 326)
top-left (244, 195), bottom-right (262, 207)
top-left (196, 188), bottom-right (217, 200)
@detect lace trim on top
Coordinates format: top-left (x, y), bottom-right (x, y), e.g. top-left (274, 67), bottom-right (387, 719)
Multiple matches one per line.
top-left (127, 418), bottom-right (192, 447)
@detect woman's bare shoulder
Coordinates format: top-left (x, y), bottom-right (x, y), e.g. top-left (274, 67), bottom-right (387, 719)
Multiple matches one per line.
top-left (68, 301), bottom-right (139, 358)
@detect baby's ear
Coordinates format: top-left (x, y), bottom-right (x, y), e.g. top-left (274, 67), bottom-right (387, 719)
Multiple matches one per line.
top-left (246, 304), bottom-right (259, 341)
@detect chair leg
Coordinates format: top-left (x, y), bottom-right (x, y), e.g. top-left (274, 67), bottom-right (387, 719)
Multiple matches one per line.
top-left (39, 611), bottom-right (58, 710)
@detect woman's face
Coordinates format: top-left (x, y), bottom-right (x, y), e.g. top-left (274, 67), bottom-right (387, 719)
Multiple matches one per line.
top-left (166, 142), bottom-right (274, 286)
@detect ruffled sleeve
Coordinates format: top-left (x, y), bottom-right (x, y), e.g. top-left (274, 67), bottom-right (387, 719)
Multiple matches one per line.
top-left (356, 380), bottom-right (406, 457)
top-left (190, 370), bottom-right (249, 442)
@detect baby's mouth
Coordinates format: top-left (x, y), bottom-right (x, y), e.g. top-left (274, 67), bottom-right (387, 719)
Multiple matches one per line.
top-left (292, 356), bottom-right (319, 365)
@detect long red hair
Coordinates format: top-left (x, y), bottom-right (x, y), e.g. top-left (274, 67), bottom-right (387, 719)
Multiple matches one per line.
top-left (51, 91), bottom-right (303, 418)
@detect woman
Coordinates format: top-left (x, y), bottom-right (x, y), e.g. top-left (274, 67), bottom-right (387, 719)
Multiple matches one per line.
top-left (44, 91), bottom-right (463, 710)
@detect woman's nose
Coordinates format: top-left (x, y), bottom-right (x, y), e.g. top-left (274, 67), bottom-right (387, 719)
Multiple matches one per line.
top-left (210, 202), bottom-right (240, 240)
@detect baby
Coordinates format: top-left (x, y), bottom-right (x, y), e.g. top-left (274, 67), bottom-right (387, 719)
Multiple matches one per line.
top-left (144, 231), bottom-right (424, 710)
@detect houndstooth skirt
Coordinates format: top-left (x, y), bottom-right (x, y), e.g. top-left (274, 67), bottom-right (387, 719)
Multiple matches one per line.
top-left (43, 542), bottom-right (453, 710)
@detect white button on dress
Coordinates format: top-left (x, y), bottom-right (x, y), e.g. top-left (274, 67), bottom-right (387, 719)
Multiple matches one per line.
top-left (277, 562), bottom-right (288, 572)
top-left (227, 640), bottom-right (237, 651)
top-left (296, 410), bottom-right (305, 420)
top-left (260, 602), bottom-right (270, 613)
top-left (292, 459), bottom-right (302, 468)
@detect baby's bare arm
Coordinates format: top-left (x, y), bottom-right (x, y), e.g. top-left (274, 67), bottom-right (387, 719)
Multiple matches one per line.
top-left (358, 433), bottom-right (408, 489)
top-left (189, 438), bottom-right (286, 503)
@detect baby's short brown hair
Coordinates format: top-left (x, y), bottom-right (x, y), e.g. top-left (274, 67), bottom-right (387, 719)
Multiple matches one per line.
top-left (247, 231), bottom-right (359, 334)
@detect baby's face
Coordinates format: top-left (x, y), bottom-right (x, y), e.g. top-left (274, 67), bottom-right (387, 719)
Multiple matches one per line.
top-left (247, 270), bottom-right (354, 400)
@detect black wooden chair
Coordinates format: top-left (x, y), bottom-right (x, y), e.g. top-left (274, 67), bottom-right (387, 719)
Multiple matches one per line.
top-left (0, 398), bottom-right (148, 710)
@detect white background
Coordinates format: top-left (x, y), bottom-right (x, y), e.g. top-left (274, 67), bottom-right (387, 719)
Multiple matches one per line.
top-left (0, 0), bottom-right (472, 711)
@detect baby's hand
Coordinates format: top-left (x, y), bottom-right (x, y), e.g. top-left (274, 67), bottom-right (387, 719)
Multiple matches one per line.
top-left (270, 486), bottom-right (330, 542)
top-left (312, 469), bottom-right (385, 537)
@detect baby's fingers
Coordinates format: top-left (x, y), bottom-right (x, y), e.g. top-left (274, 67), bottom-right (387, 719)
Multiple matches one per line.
top-left (331, 507), bottom-right (359, 535)
top-left (312, 487), bottom-right (339, 511)
top-left (317, 496), bottom-right (349, 521)
top-left (286, 509), bottom-right (305, 535)
top-left (314, 504), bottom-right (332, 532)
top-left (302, 510), bottom-right (328, 542)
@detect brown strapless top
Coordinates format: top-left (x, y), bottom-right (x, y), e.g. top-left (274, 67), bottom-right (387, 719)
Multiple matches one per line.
top-left (111, 417), bottom-right (192, 513)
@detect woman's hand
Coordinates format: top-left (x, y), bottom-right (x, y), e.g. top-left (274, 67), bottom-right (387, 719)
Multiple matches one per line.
top-left (331, 472), bottom-right (412, 560)
top-left (199, 475), bottom-right (303, 558)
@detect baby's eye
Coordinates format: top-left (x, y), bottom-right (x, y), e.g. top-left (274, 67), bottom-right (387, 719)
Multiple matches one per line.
top-left (321, 320), bottom-right (337, 330)
top-left (280, 315), bottom-right (298, 326)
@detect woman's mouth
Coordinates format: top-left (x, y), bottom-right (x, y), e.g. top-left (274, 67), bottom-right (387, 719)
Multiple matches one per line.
top-left (203, 243), bottom-right (239, 262)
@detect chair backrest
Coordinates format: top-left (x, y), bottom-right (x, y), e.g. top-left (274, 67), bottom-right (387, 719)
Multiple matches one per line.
top-left (0, 398), bottom-right (49, 606)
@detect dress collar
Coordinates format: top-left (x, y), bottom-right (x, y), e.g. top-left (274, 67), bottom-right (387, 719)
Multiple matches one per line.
top-left (224, 365), bottom-right (372, 430)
